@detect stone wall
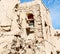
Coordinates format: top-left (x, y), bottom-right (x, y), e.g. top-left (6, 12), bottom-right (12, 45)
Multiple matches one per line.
top-left (0, 0), bottom-right (60, 54)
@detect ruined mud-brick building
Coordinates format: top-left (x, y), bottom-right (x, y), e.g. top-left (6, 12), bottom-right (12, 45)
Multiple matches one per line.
top-left (0, 0), bottom-right (60, 54)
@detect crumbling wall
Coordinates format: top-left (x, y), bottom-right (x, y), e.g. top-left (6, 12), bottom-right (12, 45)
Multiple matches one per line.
top-left (0, 0), bottom-right (45, 54)
top-left (0, 0), bottom-right (21, 53)
top-left (0, 0), bottom-right (57, 54)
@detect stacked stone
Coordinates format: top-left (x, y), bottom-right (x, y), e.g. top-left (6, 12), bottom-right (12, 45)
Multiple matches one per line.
top-left (0, 0), bottom-right (53, 54)
top-left (7, 34), bottom-right (45, 54)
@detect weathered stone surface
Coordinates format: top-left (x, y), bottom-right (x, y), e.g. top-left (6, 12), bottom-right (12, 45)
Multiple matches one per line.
top-left (0, 0), bottom-right (60, 54)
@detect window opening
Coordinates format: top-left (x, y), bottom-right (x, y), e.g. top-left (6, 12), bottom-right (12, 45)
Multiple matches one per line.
top-left (26, 13), bottom-right (34, 35)
top-left (27, 13), bottom-right (34, 27)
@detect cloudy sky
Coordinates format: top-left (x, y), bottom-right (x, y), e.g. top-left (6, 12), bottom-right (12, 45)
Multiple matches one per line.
top-left (21, 0), bottom-right (60, 29)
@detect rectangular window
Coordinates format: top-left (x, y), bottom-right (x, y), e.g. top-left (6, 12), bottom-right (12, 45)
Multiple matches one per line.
top-left (27, 13), bottom-right (34, 27)
top-left (26, 13), bottom-right (34, 35)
